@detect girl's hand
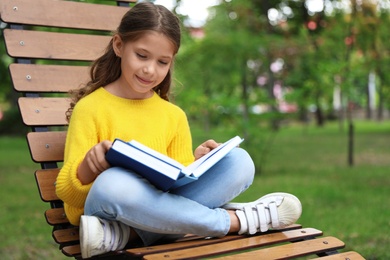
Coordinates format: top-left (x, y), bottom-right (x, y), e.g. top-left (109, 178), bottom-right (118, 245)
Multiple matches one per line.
top-left (194, 139), bottom-right (220, 160)
top-left (77, 140), bottom-right (112, 184)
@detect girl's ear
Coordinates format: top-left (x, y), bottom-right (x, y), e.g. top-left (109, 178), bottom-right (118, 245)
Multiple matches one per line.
top-left (112, 34), bottom-right (123, 57)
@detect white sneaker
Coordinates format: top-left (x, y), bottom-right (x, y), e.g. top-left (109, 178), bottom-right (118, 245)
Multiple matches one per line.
top-left (80, 215), bottom-right (130, 258)
top-left (222, 192), bottom-right (302, 235)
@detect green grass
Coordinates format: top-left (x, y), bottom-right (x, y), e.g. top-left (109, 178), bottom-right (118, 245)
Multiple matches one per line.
top-left (255, 121), bottom-right (390, 260)
top-left (1, 120), bottom-right (389, 259)
top-left (0, 138), bottom-right (68, 260)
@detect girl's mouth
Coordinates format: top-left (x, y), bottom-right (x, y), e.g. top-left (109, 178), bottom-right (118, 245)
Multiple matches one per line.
top-left (136, 75), bottom-right (153, 85)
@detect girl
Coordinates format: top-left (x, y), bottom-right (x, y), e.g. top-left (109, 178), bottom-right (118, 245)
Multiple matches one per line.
top-left (56, 2), bottom-right (302, 258)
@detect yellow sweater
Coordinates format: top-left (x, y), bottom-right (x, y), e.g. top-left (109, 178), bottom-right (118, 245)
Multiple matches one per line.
top-left (56, 87), bottom-right (194, 225)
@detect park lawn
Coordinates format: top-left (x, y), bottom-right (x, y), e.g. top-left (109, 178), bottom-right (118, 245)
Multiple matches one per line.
top-left (0, 119), bottom-right (389, 259)
top-left (194, 119), bottom-right (390, 259)
top-left (0, 137), bottom-right (68, 260)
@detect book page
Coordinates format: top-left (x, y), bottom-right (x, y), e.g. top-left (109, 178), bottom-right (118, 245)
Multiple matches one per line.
top-left (185, 136), bottom-right (243, 177)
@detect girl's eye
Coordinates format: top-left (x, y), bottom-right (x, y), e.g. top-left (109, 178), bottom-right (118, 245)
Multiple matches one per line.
top-left (159, 60), bottom-right (169, 65)
top-left (136, 53), bottom-right (147, 59)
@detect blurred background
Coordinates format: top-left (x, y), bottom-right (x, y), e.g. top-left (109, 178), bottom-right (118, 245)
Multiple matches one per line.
top-left (1, 0), bottom-right (389, 259)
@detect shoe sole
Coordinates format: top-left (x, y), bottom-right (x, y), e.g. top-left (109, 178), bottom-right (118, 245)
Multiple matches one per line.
top-left (80, 215), bottom-right (91, 258)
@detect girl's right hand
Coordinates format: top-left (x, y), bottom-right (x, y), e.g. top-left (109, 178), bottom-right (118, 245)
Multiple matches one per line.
top-left (77, 140), bottom-right (112, 184)
top-left (194, 139), bottom-right (220, 160)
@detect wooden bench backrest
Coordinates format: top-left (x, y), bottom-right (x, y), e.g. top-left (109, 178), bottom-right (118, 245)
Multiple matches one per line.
top-left (1, 0), bottom-right (135, 258)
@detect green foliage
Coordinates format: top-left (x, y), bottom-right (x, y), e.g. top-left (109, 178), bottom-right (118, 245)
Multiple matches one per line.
top-left (175, 0), bottom-right (297, 130)
top-left (0, 29), bottom-right (13, 110)
top-left (173, 0), bottom-right (390, 130)
top-left (0, 107), bottom-right (27, 136)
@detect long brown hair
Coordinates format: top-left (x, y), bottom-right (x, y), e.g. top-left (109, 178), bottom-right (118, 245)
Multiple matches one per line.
top-left (66, 2), bottom-right (181, 121)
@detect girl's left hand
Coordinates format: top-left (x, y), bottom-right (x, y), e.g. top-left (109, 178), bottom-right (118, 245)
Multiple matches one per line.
top-left (194, 139), bottom-right (220, 160)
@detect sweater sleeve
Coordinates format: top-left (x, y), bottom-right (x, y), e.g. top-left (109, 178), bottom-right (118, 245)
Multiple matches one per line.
top-left (55, 101), bottom-right (98, 225)
top-left (167, 109), bottom-right (195, 166)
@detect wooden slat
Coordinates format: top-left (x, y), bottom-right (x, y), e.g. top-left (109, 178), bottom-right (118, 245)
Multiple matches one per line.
top-left (62, 244), bottom-right (81, 258)
top-left (0, 0), bottom-right (129, 31)
top-left (61, 244), bottom-right (129, 258)
top-left (128, 225), bottom-right (302, 257)
top-left (129, 236), bottom-right (242, 258)
top-left (10, 64), bottom-right (89, 93)
top-left (62, 249), bottom-right (365, 260)
top-left (58, 226), bottom-right (364, 260)
top-left (218, 237), bottom-right (345, 260)
top-left (62, 226), bottom-right (300, 259)
top-left (35, 168), bottom-right (60, 202)
top-left (45, 208), bottom-right (69, 225)
top-left (313, 251), bottom-right (365, 260)
top-left (18, 97), bottom-right (69, 126)
top-left (53, 227), bottom-right (79, 244)
top-left (4, 29), bottom-right (110, 61)
top-left (61, 244), bottom-right (137, 259)
top-left (27, 131), bottom-right (66, 162)
top-left (143, 228), bottom-right (325, 260)
top-left (127, 225), bottom-right (303, 258)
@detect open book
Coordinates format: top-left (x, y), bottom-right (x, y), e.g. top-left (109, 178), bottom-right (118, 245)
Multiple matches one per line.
top-left (105, 136), bottom-right (244, 191)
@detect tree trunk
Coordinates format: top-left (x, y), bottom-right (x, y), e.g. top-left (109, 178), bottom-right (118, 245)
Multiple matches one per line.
top-left (241, 61), bottom-right (250, 138)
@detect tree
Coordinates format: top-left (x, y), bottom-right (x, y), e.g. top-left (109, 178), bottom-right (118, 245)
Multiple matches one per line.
top-left (352, 0), bottom-right (390, 120)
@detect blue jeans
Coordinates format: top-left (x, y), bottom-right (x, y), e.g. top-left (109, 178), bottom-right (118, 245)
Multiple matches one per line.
top-left (84, 147), bottom-right (255, 245)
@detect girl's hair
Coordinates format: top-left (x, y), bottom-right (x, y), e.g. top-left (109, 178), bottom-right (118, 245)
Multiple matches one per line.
top-left (66, 2), bottom-right (181, 121)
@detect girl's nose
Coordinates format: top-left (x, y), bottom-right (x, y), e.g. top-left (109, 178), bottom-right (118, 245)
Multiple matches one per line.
top-left (142, 62), bottom-right (155, 75)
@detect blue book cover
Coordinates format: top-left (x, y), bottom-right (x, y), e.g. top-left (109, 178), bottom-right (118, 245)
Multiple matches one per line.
top-left (105, 136), bottom-right (243, 191)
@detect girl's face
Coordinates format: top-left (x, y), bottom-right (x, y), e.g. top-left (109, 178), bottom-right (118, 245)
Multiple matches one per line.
top-left (112, 31), bottom-right (175, 99)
